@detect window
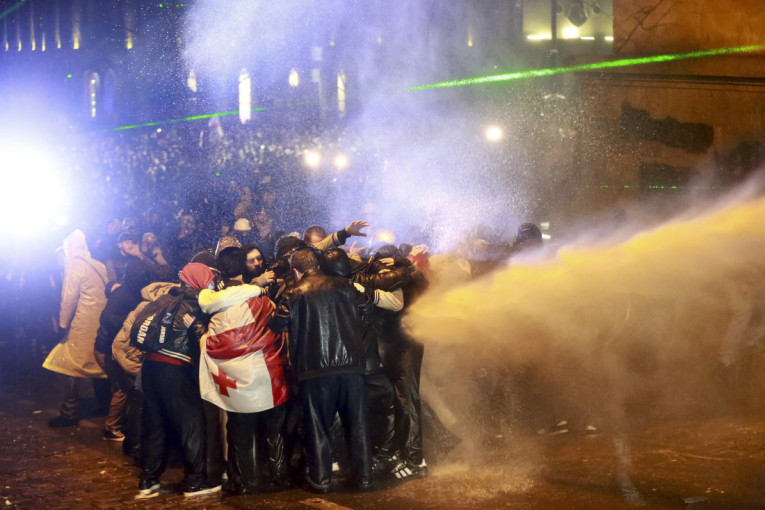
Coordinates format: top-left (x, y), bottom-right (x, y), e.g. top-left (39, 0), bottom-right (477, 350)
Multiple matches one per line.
top-left (238, 69), bottom-right (252, 124)
top-left (337, 71), bottom-right (346, 118)
top-left (88, 72), bottom-right (100, 118)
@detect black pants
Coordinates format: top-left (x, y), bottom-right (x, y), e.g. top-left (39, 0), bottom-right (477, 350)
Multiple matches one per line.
top-left (59, 376), bottom-right (111, 419)
top-left (300, 374), bottom-right (372, 489)
top-left (140, 360), bottom-right (206, 484)
top-left (365, 372), bottom-right (396, 454)
top-left (226, 404), bottom-right (287, 488)
top-left (383, 339), bottom-right (424, 465)
top-left (203, 400), bottom-right (226, 484)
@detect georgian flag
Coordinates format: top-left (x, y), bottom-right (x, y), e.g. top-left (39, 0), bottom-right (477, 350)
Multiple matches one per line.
top-left (199, 295), bottom-right (288, 413)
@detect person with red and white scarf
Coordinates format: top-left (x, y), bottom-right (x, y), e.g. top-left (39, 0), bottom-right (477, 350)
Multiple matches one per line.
top-left (197, 274), bottom-right (290, 493)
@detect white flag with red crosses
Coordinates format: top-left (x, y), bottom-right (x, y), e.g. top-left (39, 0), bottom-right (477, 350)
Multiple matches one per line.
top-left (200, 347), bottom-right (279, 412)
top-left (198, 295), bottom-right (288, 413)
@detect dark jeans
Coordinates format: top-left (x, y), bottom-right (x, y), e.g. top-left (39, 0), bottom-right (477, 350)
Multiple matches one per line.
top-left (226, 404), bottom-right (287, 488)
top-left (59, 376), bottom-right (111, 420)
top-left (365, 372), bottom-right (396, 454)
top-left (383, 339), bottom-right (424, 464)
top-left (301, 373), bottom-right (372, 489)
top-left (140, 360), bottom-right (206, 484)
top-left (203, 400), bottom-right (226, 484)
top-left (103, 355), bottom-right (130, 433)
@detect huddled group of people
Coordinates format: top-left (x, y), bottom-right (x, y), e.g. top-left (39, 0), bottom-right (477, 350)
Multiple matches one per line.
top-left (43, 205), bottom-right (491, 497)
top-left (15, 118), bottom-right (553, 499)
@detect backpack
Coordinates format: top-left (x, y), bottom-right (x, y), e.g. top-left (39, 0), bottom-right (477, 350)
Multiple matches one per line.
top-left (129, 292), bottom-right (186, 352)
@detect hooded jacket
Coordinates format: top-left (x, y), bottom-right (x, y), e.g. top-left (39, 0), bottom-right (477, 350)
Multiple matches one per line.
top-left (112, 281), bottom-right (178, 376)
top-left (43, 229), bottom-right (108, 378)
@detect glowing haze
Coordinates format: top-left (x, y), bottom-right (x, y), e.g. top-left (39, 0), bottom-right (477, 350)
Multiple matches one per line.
top-left (182, 2), bottom-right (530, 250)
top-left (407, 176), bottom-right (765, 444)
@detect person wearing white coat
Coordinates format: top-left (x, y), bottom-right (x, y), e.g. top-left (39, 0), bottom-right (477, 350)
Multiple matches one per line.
top-left (44, 229), bottom-right (109, 427)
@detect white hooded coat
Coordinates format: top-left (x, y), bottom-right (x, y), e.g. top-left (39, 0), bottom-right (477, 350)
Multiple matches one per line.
top-left (43, 229), bottom-right (108, 378)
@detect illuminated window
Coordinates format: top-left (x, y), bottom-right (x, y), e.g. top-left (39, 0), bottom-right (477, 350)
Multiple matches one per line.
top-left (187, 69), bottom-right (197, 92)
top-left (562, 26), bottom-right (579, 39)
top-left (238, 69), bottom-right (251, 124)
top-left (337, 71), bottom-right (346, 118)
top-left (55, 0), bottom-right (61, 49)
top-left (16, 9), bottom-right (21, 50)
top-left (125, 3), bottom-right (135, 50)
top-left (289, 68), bottom-right (299, 87)
top-left (72, 3), bottom-right (81, 50)
top-left (88, 72), bottom-right (100, 118)
top-left (29, 2), bottom-right (36, 51)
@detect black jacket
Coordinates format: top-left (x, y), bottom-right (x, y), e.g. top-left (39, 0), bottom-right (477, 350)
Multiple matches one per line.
top-left (94, 284), bottom-right (143, 355)
top-left (269, 269), bottom-right (371, 382)
top-left (154, 286), bottom-right (208, 365)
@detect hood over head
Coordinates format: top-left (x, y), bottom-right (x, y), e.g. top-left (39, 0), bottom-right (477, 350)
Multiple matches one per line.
top-left (320, 248), bottom-right (352, 278)
top-left (179, 262), bottom-right (216, 289)
top-left (140, 281), bottom-right (179, 302)
top-left (63, 229), bottom-right (90, 261)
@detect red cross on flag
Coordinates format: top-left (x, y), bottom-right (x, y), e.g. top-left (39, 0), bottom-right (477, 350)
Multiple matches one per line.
top-left (199, 295), bottom-right (288, 413)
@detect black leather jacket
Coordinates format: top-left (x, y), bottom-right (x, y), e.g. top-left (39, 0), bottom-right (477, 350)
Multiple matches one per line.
top-left (269, 269), bottom-right (371, 382)
top-left (154, 286), bottom-right (208, 364)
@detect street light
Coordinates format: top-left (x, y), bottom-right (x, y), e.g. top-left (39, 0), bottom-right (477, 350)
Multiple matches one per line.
top-left (485, 126), bottom-right (503, 142)
top-left (304, 150), bottom-right (320, 168)
top-left (334, 153), bottom-right (348, 170)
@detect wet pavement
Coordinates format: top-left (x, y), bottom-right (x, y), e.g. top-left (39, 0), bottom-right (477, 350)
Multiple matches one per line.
top-left (2, 365), bottom-right (765, 509)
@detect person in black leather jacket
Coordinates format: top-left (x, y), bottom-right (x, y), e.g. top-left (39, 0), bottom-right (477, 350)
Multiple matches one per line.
top-left (364, 245), bottom-right (430, 480)
top-left (322, 249), bottom-right (407, 476)
top-left (137, 262), bottom-right (221, 499)
top-left (268, 248), bottom-right (374, 493)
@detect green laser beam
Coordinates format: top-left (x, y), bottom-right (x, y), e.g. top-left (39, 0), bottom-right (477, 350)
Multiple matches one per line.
top-left (108, 45), bottom-right (764, 132)
top-left (112, 109), bottom-right (253, 131)
top-left (409, 45), bottom-right (765, 91)
top-left (109, 100), bottom-right (317, 132)
top-left (0, 0), bottom-right (27, 22)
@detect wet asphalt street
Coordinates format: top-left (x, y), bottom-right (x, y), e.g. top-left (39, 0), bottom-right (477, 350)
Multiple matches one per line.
top-left (2, 363), bottom-right (765, 509)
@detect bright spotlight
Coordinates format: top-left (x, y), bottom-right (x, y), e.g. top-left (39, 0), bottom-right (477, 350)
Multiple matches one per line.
top-left (485, 126), bottom-right (503, 142)
top-left (563, 26), bottom-right (580, 39)
top-left (1, 145), bottom-right (70, 238)
top-left (334, 154), bottom-right (348, 169)
top-left (304, 150), bottom-right (321, 168)
top-left (372, 229), bottom-right (396, 245)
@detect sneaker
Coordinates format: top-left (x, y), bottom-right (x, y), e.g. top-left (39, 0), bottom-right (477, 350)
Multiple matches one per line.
top-left (305, 478), bottom-right (331, 494)
top-left (391, 459), bottom-right (428, 480)
top-left (222, 481), bottom-right (248, 495)
top-left (47, 415), bottom-right (78, 428)
top-left (136, 478), bottom-right (160, 499)
top-left (102, 429), bottom-right (125, 442)
top-left (372, 453), bottom-right (398, 477)
top-left (182, 480), bottom-right (222, 497)
top-left (585, 425), bottom-right (599, 436)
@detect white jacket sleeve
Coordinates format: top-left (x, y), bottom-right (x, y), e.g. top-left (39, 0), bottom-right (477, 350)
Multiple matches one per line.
top-left (198, 284), bottom-right (263, 314)
top-left (59, 262), bottom-right (83, 329)
top-left (353, 283), bottom-right (404, 312)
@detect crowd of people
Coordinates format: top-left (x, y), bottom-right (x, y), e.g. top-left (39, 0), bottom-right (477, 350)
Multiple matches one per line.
top-left (39, 178), bottom-right (546, 498)
top-left (0, 117), bottom-right (549, 498)
top-left (62, 120), bottom-right (377, 247)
